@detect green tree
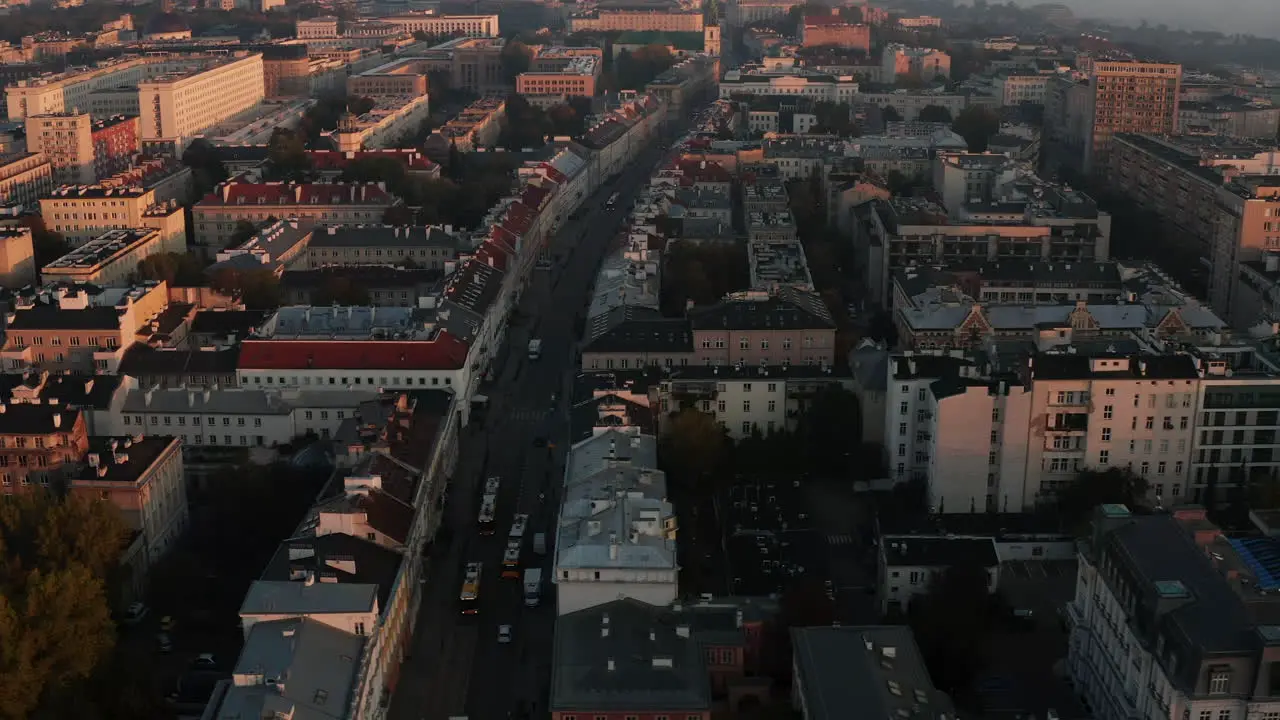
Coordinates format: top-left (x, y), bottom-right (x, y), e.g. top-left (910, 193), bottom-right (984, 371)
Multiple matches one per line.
top-left (500, 40), bottom-right (533, 83)
top-left (347, 95), bottom-right (376, 117)
top-left (266, 128), bottom-right (311, 181)
top-left (616, 44), bottom-right (677, 90)
top-left (760, 577), bottom-right (835, 683)
top-left (226, 219), bottom-right (259, 249)
top-left (210, 267), bottom-right (280, 310)
top-left (313, 275), bottom-right (370, 306)
top-left (135, 251), bottom-right (207, 286)
top-left (181, 138), bottom-right (228, 199)
top-left (658, 408), bottom-right (729, 492)
top-left (19, 215), bottom-right (68, 268)
top-left (341, 156), bottom-right (410, 197)
top-left (880, 105), bottom-right (903, 122)
top-left (909, 564), bottom-right (997, 708)
top-left (811, 101), bottom-right (858, 135)
top-left (795, 388), bottom-right (863, 478)
top-left (917, 104), bottom-right (953, 123)
top-left (1053, 467), bottom-right (1149, 532)
top-left (951, 105), bottom-right (1001, 152)
top-left (547, 103), bottom-right (585, 137)
top-left (0, 491), bottom-right (127, 720)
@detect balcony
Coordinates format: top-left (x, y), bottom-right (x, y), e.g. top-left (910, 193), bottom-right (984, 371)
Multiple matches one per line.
top-left (670, 380), bottom-right (718, 398)
top-left (1048, 412), bottom-right (1089, 432)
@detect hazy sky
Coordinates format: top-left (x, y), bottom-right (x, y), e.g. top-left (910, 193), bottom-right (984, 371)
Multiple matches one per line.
top-left (1007, 0), bottom-right (1280, 39)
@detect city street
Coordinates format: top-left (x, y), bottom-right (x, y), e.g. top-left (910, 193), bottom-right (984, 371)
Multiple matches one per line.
top-left (387, 133), bottom-right (672, 720)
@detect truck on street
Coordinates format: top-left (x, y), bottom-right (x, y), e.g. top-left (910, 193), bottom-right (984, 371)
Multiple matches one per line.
top-left (533, 532), bottom-right (547, 555)
top-left (523, 568), bottom-right (542, 608)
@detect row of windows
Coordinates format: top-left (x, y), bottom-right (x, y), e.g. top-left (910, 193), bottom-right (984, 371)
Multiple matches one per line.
top-left (247, 374), bottom-right (453, 387)
top-left (124, 415), bottom-right (265, 428)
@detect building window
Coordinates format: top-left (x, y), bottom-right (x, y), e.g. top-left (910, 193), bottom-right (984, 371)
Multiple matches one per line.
top-left (1103, 404), bottom-right (1113, 419)
top-left (1209, 667), bottom-right (1231, 694)
top-left (1099, 449), bottom-right (1109, 465)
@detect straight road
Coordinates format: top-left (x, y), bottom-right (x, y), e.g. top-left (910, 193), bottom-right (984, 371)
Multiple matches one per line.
top-left (387, 130), bottom-right (675, 720)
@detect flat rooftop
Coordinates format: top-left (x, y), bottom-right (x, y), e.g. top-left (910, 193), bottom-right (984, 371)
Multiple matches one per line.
top-left (41, 228), bottom-right (158, 272)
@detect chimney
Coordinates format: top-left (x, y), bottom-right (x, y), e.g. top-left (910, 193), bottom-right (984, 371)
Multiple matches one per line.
top-left (53, 414), bottom-right (61, 429)
top-left (607, 658), bottom-right (615, 671)
top-left (735, 609), bottom-right (743, 628)
top-left (304, 572), bottom-right (316, 587)
top-left (676, 625), bottom-right (690, 638)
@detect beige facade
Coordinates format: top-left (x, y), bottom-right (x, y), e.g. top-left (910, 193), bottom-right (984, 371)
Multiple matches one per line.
top-left (1107, 133), bottom-right (1280, 323)
top-left (1083, 60), bottom-right (1182, 173)
top-left (25, 112), bottom-right (95, 185)
top-left (69, 436), bottom-right (188, 580)
top-left (381, 14), bottom-right (499, 37)
top-left (40, 184), bottom-right (185, 248)
top-left (882, 44), bottom-right (951, 83)
top-left (0, 226), bottom-right (35, 288)
top-left (1, 281), bottom-right (170, 373)
top-left (346, 58), bottom-right (429, 99)
top-left (570, 9), bottom-right (703, 32)
top-left (192, 181), bottom-right (397, 251)
top-left (41, 227), bottom-right (174, 286)
top-left (0, 152), bottom-right (53, 210)
top-left (137, 54), bottom-right (265, 151)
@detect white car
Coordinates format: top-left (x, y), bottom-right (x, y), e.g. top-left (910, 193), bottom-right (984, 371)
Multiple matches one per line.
top-left (497, 624), bottom-right (513, 644)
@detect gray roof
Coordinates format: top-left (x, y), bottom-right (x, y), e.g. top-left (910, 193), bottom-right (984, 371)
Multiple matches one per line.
top-left (240, 580), bottom-right (378, 616)
top-left (306, 225), bottom-right (459, 249)
top-left (121, 388), bottom-right (378, 415)
top-left (791, 625), bottom-right (952, 720)
top-left (550, 598), bottom-right (712, 713)
top-left (213, 617), bottom-right (364, 720)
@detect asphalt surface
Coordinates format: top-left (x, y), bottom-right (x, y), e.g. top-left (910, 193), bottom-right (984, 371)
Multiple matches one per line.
top-left (387, 132), bottom-right (673, 720)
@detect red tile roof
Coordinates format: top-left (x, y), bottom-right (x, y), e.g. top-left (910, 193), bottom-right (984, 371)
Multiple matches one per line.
top-left (520, 184), bottom-right (551, 211)
top-left (540, 164), bottom-right (567, 183)
top-left (487, 224), bottom-right (519, 255)
top-left (803, 12), bottom-right (851, 26)
top-left (474, 238), bottom-right (511, 269)
top-left (306, 149), bottom-right (438, 173)
top-left (237, 332), bottom-right (469, 371)
top-left (203, 181), bottom-right (395, 206)
top-left (675, 158), bottom-right (732, 184)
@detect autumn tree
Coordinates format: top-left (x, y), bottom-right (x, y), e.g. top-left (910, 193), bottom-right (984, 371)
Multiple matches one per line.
top-left (313, 275), bottom-right (371, 306)
top-left (0, 491), bottom-right (127, 720)
top-left (135, 251), bottom-right (207, 286)
top-left (265, 127), bottom-right (311, 181)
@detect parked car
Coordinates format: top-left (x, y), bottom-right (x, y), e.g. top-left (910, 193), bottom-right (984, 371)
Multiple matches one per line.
top-left (156, 633), bottom-right (173, 653)
top-left (192, 653), bottom-right (217, 669)
top-left (497, 625), bottom-right (513, 644)
top-left (122, 602), bottom-right (148, 625)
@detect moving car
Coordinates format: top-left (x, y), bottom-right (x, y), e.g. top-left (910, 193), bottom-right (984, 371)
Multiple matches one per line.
top-left (156, 633), bottom-right (173, 653)
top-left (497, 625), bottom-right (513, 644)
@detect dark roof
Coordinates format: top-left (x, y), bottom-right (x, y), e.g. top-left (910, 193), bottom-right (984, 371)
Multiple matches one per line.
top-left (72, 435), bottom-right (178, 485)
top-left (0, 403), bottom-right (81, 434)
top-left (189, 310), bottom-right (267, 339)
top-left (1029, 354), bottom-right (1201, 381)
top-left (307, 225), bottom-right (458, 249)
top-left (15, 373), bottom-right (123, 409)
top-left (314, 485), bottom-right (413, 544)
top-left (880, 535), bottom-right (999, 568)
top-left (118, 345), bottom-right (241, 376)
top-left (571, 393), bottom-right (655, 443)
top-left (791, 626), bottom-right (952, 720)
top-left (280, 266), bottom-right (444, 291)
top-left (584, 306), bottom-right (693, 354)
top-left (237, 333), bottom-right (469, 371)
top-left (7, 305), bottom-right (121, 331)
top-left (551, 598), bottom-right (712, 713)
top-left (688, 289), bottom-right (833, 331)
top-left (261, 532), bottom-right (403, 611)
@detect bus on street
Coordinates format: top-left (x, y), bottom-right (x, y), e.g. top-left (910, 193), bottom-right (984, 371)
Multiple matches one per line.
top-left (459, 562), bottom-right (482, 615)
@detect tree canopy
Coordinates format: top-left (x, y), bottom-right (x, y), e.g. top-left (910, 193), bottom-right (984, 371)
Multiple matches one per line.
top-left (135, 251), bottom-right (207, 286)
top-left (951, 106), bottom-right (1002, 152)
top-left (615, 45), bottom-right (677, 90)
top-left (0, 491), bottom-right (127, 720)
top-left (659, 243), bottom-right (750, 316)
top-left (658, 408), bottom-right (730, 493)
top-left (1053, 467), bottom-right (1149, 532)
top-left (265, 128), bottom-right (311, 181)
top-left (917, 104), bottom-right (954, 123)
top-left (909, 564), bottom-right (998, 708)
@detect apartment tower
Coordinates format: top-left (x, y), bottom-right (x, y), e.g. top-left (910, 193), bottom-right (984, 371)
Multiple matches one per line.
top-left (1083, 60), bottom-right (1182, 173)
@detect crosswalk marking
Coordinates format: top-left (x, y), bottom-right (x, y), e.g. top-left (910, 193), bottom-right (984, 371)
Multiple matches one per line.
top-left (826, 534), bottom-right (855, 546)
top-left (505, 409), bottom-right (545, 422)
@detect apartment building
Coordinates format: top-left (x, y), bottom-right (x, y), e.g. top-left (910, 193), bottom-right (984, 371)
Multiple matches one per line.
top-left (409, 37), bottom-right (506, 95)
top-left (516, 53), bottom-right (601, 102)
top-left (0, 281), bottom-right (171, 373)
top-left (329, 94), bottom-right (432, 152)
top-left (856, 88), bottom-right (969, 121)
top-left (1047, 60), bottom-right (1182, 174)
top-left (381, 13), bottom-right (499, 37)
top-left (191, 180), bottom-right (398, 252)
top-left (0, 404), bottom-right (88, 494)
top-left (719, 68), bottom-right (859, 104)
top-left (26, 113), bottom-right (140, 186)
top-left (882, 44), bottom-right (951, 83)
top-left (877, 536), bottom-right (998, 613)
top-left (646, 55), bottom-right (720, 120)
top-left (1106, 133), bottom-right (1280, 325)
top-left (555, 427), bottom-right (677, 615)
top-left (236, 305), bottom-right (471, 392)
top-left (651, 364), bottom-right (854, 439)
top-left (1178, 94), bottom-right (1280, 139)
top-left (992, 72), bottom-right (1049, 107)
top-left (800, 11), bottom-right (871, 52)
top-left (570, 8), bottom-right (703, 32)
top-left (0, 151), bottom-right (53, 209)
top-left (791, 626), bottom-right (953, 720)
top-left (304, 224), bottom-right (459, 271)
top-left (346, 58), bottom-right (428, 99)
top-left (41, 183), bottom-right (185, 249)
top-left (893, 260), bottom-right (1125, 307)
top-left (853, 189), bottom-right (1112, 307)
top-left (1067, 505), bottom-right (1280, 720)
top-left (0, 226), bottom-right (35, 288)
top-left (434, 96), bottom-right (504, 152)
top-left (40, 227), bottom-right (175, 286)
top-left (68, 435), bottom-right (186, 594)
top-left (136, 53), bottom-right (265, 152)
